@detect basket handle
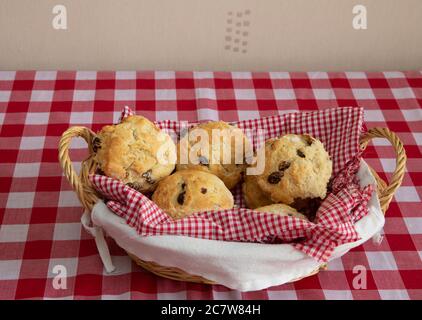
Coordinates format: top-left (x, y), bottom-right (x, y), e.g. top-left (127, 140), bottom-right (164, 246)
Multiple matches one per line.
top-left (59, 126), bottom-right (99, 211)
top-left (359, 127), bottom-right (407, 214)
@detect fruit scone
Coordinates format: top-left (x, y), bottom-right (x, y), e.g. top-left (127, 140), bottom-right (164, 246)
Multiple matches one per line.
top-left (255, 134), bottom-right (332, 205)
top-left (242, 174), bottom-right (273, 209)
top-left (152, 170), bottom-right (234, 219)
top-left (254, 204), bottom-right (309, 221)
top-left (176, 121), bottom-right (251, 189)
top-left (94, 115), bottom-right (177, 193)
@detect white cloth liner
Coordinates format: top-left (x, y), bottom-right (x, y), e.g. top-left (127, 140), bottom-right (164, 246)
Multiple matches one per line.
top-left (82, 160), bottom-right (385, 291)
top-left (81, 211), bottom-right (116, 273)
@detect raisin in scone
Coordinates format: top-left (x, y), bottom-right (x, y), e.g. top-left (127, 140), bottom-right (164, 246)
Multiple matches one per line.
top-left (254, 204), bottom-right (309, 221)
top-left (152, 170), bottom-right (234, 219)
top-left (256, 134), bottom-right (332, 205)
top-left (242, 174), bottom-right (273, 209)
top-left (176, 121), bottom-right (251, 189)
top-left (94, 115), bottom-right (176, 193)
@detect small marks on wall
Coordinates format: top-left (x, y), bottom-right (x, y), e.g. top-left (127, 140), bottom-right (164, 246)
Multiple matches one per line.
top-left (224, 9), bottom-right (251, 54)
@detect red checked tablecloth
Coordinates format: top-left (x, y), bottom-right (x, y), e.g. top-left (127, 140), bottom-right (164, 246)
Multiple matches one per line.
top-left (0, 71), bottom-right (421, 300)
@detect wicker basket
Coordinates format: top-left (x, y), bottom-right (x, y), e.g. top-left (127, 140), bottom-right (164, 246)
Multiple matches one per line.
top-left (59, 126), bottom-right (406, 285)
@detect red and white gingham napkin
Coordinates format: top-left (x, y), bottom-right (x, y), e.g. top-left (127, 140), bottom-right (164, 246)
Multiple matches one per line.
top-left (89, 107), bottom-right (374, 263)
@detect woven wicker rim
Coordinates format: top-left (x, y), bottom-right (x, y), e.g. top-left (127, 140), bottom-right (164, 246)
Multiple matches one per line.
top-left (59, 126), bottom-right (407, 285)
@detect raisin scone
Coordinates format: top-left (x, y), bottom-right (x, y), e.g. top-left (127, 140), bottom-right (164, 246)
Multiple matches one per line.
top-left (176, 121), bottom-right (251, 189)
top-left (256, 134), bottom-right (332, 205)
top-left (242, 174), bottom-right (273, 209)
top-left (152, 170), bottom-right (234, 219)
top-left (254, 204), bottom-right (309, 221)
top-left (94, 115), bottom-right (176, 193)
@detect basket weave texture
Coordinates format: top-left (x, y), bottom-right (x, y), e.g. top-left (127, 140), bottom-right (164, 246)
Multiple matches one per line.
top-left (59, 126), bottom-right (406, 285)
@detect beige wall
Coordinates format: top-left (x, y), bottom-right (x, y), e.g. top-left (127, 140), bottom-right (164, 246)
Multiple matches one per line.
top-left (0, 0), bottom-right (421, 71)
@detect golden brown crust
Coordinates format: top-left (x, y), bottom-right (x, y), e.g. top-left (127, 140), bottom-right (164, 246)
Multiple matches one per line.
top-left (256, 134), bottom-right (332, 204)
top-left (254, 204), bottom-right (309, 221)
top-left (94, 115), bottom-right (176, 193)
top-left (176, 121), bottom-right (251, 189)
top-left (152, 169), bottom-right (234, 219)
top-left (242, 174), bottom-right (273, 209)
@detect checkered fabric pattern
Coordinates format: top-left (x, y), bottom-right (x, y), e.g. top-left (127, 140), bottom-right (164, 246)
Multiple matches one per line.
top-left (90, 106), bottom-right (373, 263)
top-left (0, 70), bottom-right (421, 300)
